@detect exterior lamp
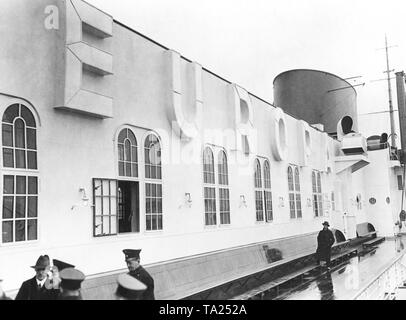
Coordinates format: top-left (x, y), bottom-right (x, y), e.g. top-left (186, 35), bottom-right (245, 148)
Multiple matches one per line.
top-left (239, 195), bottom-right (247, 208)
top-left (79, 187), bottom-right (90, 207)
top-left (185, 193), bottom-right (192, 208)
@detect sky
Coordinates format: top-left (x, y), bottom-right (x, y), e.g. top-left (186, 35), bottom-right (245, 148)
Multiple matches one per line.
top-left (88, 0), bottom-right (406, 140)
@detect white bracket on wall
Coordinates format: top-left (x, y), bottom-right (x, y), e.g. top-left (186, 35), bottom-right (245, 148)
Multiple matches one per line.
top-left (230, 84), bottom-right (254, 155)
top-left (271, 108), bottom-right (288, 161)
top-left (167, 50), bottom-right (203, 141)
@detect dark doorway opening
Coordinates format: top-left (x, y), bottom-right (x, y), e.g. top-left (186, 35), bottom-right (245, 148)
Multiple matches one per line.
top-left (118, 181), bottom-right (140, 234)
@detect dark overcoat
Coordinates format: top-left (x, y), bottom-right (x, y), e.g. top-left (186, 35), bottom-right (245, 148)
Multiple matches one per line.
top-left (129, 266), bottom-right (155, 300)
top-left (15, 277), bottom-right (59, 300)
top-left (316, 229), bottom-right (335, 261)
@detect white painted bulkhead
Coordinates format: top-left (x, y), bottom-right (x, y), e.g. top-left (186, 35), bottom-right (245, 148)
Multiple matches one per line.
top-left (0, 0), bottom-right (400, 295)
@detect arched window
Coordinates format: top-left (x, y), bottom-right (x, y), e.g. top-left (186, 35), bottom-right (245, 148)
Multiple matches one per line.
top-left (312, 170), bottom-right (323, 217)
top-left (144, 134), bottom-right (162, 231)
top-left (203, 147), bottom-right (216, 226)
top-left (218, 151), bottom-right (229, 186)
top-left (218, 151), bottom-right (230, 225)
top-left (288, 165), bottom-right (302, 219)
top-left (254, 159), bottom-right (264, 222)
top-left (203, 147), bottom-right (215, 184)
top-left (144, 134), bottom-right (161, 180)
top-left (118, 128), bottom-right (138, 177)
top-left (2, 104), bottom-right (38, 243)
top-left (2, 104), bottom-right (37, 169)
top-left (263, 161), bottom-right (273, 222)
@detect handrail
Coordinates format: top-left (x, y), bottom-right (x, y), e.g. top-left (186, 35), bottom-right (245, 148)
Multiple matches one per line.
top-left (353, 252), bottom-right (406, 300)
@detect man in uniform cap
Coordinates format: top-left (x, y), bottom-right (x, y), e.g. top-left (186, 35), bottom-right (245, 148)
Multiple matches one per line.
top-left (115, 273), bottom-right (147, 300)
top-left (58, 268), bottom-right (86, 300)
top-left (316, 221), bottom-right (335, 270)
top-left (15, 255), bottom-right (59, 300)
top-left (123, 249), bottom-right (155, 300)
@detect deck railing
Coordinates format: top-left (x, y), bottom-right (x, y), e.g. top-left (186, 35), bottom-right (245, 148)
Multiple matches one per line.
top-left (353, 253), bottom-right (406, 300)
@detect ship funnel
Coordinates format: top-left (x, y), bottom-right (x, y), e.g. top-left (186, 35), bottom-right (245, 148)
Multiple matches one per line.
top-left (396, 71), bottom-right (406, 163)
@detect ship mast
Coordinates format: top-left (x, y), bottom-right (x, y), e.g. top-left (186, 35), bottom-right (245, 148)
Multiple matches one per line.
top-left (383, 35), bottom-right (397, 148)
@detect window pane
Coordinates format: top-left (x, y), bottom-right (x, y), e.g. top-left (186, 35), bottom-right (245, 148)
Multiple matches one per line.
top-left (21, 105), bottom-right (36, 127)
top-left (317, 173), bottom-right (322, 193)
top-left (118, 129), bottom-right (126, 143)
top-left (3, 148), bottom-right (13, 167)
top-left (15, 220), bottom-right (25, 242)
top-left (110, 216), bottom-right (117, 234)
top-left (16, 196), bottom-right (26, 218)
top-left (95, 197), bottom-right (102, 215)
top-left (16, 176), bottom-right (26, 194)
top-left (288, 167), bottom-right (294, 191)
top-left (28, 197), bottom-right (37, 218)
top-left (2, 124), bottom-right (13, 147)
top-left (103, 197), bottom-right (110, 215)
top-left (27, 219), bottom-right (37, 240)
top-left (94, 180), bottom-right (102, 197)
top-left (3, 196), bottom-right (13, 219)
top-left (94, 216), bottom-right (102, 236)
top-left (158, 215), bottom-right (163, 230)
top-left (289, 193), bottom-right (296, 219)
top-left (16, 150), bottom-right (26, 169)
top-left (146, 215), bottom-right (151, 231)
top-left (157, 198), bottom-right (162, 212)
top-left (151, 215), bottom-right (157, 230)
top-left (28, 177), bottom-right (38, 194)
top-left (131, 146), bottom-right (137, 163)
top-left (102, 216), bottom-right (111, 235)
top-left (26, 128), bottom-right (36, 149)
top-left (128, 130), bottom-right (136, 145)
top-left (118, 162), bottom-right (124, 176)
top-left (295, 168), bottom-right (300, 191)
top-left (2, 104), bottom-right (19, 123)
top-left (2, 221), bottom-right (13, 243)
top-left (254, 160), bottom-right (262, 188)
top-left (125, 162), bottom-right (131, 177)
top-left (14, 119), bottom-right (25, 149)
top-left (132, 164), bottom-right (138, 178)
top-left (150, 166), bottom-right (157, 180)
top-left (124, 140), bottom-right (131, 161)
top-left (296, 194), bottom-right (302, 218)
top-left (4, 176), bottom-right (14, 194)
top-left (118, 144), bottom-right (124, 161)
top-left (27, 151), bottom-right (37, 170)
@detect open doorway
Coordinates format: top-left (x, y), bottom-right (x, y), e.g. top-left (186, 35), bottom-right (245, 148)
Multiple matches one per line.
top-left (118, 181), bottom-right (140, 233)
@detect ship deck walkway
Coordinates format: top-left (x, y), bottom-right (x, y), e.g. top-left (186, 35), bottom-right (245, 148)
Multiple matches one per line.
top-left (276, 236), bottom-right (406, 300)
top-left (230, 246), bottom-right (358, 300)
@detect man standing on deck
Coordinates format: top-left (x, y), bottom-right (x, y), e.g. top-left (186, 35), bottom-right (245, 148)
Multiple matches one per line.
top-left (123, 249), bottom-right (155, 300)
top-left (316, 221), bottom-right (335, 270)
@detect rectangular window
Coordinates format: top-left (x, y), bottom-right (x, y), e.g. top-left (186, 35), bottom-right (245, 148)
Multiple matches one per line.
top-left (312, 171), bottom-right (323, 217)
top-left (288, 165), bottom-right (301, 219)
top-left (398, 175), bottom-right (403, 190)
top-left (145, 183), bottom-right (163, 231)
top-left (219, 188), bottom-right (230, 225)
top-left (255, 190), bottom-right (264, 222)
top-left (204, 187), bottom-right (216, 226)
top-left (2, 175), bottom-right (38, 243)
top-left (264, 191), bottom-right (273, 222)
top-left (93, 179), bottom-right (117, 237)
top-left (289, 193), bottom-right (296, 219)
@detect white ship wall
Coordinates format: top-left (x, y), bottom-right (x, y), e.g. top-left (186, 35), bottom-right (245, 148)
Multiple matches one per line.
top-left (0, 0), bottom-right (402, 293)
